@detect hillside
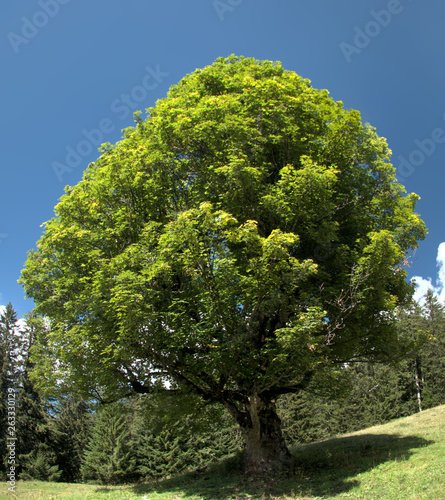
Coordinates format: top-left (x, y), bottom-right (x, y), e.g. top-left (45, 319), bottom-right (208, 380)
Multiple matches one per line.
top-left (2, 405), bottom-right (444, 500)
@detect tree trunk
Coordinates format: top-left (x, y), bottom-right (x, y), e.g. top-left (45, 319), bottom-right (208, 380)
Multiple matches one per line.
top-left (414, 357), bottom-right (423, 412)
top-left (227, 393), bottom-right (292, 473)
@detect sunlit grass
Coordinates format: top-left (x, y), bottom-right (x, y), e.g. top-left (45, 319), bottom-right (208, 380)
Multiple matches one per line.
top-left (2, 405), bottom-right (444, 499)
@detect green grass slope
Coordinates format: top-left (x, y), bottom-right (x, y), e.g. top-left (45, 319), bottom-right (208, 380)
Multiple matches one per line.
top-left (2, 405), bottom-right (444, 500)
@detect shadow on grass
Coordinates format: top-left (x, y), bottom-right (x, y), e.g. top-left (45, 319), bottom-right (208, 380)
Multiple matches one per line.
top-left (127, 432), bottom-right (433, 499)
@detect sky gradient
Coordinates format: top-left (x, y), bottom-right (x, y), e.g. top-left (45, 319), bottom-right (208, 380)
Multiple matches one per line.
top-left (1, 0), bottom-right (444, 316)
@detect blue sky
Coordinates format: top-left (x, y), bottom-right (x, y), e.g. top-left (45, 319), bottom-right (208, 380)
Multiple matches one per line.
top-left (1, 0), bottom-right (444, 316)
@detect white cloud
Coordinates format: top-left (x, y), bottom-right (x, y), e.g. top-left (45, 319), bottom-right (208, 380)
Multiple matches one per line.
top-left (412, 276), bottom-right (434, 304)
top-left (412, 242), bottom-right (445, 304)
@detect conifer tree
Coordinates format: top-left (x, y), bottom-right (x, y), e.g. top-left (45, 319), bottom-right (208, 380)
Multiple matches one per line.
top-left (15, 313), bottom-right (61, 481)
top-left (135, 425), bottom-right (189, 479)
top-left (131, 392), bottom-right (241, 480)
top-left (133, 416), bottom-right (242, 479)
top-left (51, 397), bottom-right (92, 482)
top-left (81, 403), bottom-right (136, 484)
top-left (416, 291), bottom-right (445, 409)
top-left (0, 303), bottom-right (21, 479)
top-left (393, 301), bottom-right (428, 413)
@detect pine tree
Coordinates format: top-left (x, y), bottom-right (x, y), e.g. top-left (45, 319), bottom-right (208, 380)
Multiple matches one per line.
top-left (81, 403), bottom-right (136, 484)
top-left (278, 362), bottom-right (413, 445)
top-left (394, 302), bottom-right (428, 413)
top-left (18, 449), bottom-right (62, 482)
top-left (135, 426), bottom-right (187, 479)
top-left (15, 314), bottom-right (61, 481)
top-left (50, 397), bottom-right (92, 482)
top-left (133, 417), bottom-right (242, 480)
top-left (393, 294), bottom-right (445, 413)
top-left (8, 311), bottom-right (92, 482)
top-left (417, 291), bottom-right (445, 409)
top-left (0, 303), bottom-right (21, 479)
top-left (130, 391), bottom-right (242, 480)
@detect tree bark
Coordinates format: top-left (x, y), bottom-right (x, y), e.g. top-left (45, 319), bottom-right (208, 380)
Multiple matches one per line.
top-left (226, 393), bottom-right (292, 472)
top-left (414, 357), bottom-right (423, 412)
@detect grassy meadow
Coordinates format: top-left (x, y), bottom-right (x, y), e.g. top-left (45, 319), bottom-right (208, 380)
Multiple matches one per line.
top-left (2, 405), bottom-right (444, 500)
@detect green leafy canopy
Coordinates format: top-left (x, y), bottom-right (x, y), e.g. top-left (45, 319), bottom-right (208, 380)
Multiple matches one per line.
top-left (20, 55), bottom-right (426, 404)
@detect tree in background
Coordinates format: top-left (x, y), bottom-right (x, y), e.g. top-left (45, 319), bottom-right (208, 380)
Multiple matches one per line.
top-left (419, 290), bottom-right (445, 408)
top-left (0, 303), bottom-right (21, 479)
top-left (81, 402), bottom-right (136, 485)
top-left (132, 392), bottom-right (241, 480)
top-left (81, 395), bottom-right (241, 484)
top-left (14, 313), bottom-right (61, 482)
top-left (50, 397), bottom-right (92, 482)
top-left (19, 316), bottom-right (92, 482)
top-left (397, 290), bottom-right (445, 411)
top-left (20, 56), bottom-right (426, 472)
top-left (278, 362), bottom-right (409, 445)
top-left (1, 309), bottom-right (91, 482)
top-left (395, 300), bottom-right (428, 413)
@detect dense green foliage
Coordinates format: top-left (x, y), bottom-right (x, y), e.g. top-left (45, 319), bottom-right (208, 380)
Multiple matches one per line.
top-left (19, 56), bottom-right (427, 469)
top-left (20, 56), bottom-right (425, 399)
top-left (81, 400), bottom-right (241, 484)
top-left (279, 363), bottom-right (406, 445)
top-left (50, 397), bottom-right (91, 482)
top-left (81, 403), bottom-right (137, 484)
